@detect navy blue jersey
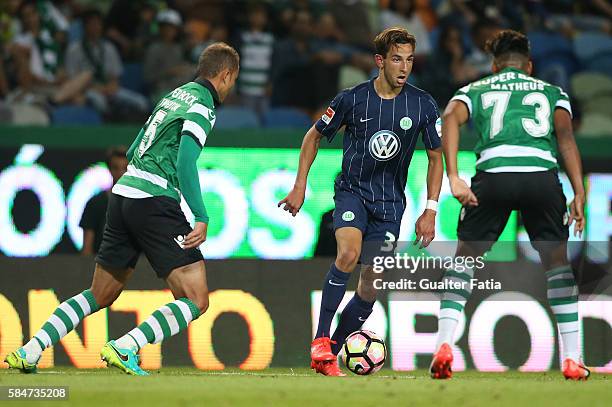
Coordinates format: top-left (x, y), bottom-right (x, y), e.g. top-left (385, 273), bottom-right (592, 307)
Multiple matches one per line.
top-left (315, 79), bottom-right (441, 222)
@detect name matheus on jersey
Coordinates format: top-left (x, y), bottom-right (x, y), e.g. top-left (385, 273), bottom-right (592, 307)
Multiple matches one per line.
top-left (450, 67), bottom-right (572, 173)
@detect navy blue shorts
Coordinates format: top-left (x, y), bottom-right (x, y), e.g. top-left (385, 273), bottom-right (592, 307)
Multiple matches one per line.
top-left (332, 189), bottom-right (401, 263)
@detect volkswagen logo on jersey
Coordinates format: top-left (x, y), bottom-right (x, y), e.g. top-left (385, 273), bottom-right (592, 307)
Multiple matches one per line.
top-left (368, 130), bottom-right (401, 161)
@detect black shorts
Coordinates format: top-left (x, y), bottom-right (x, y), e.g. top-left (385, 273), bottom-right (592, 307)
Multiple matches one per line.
top-left (333, 188), bottom-right (401, 264)
top-left (457, 170), bottom-right (569, 251)
top-left (95, 194), bottom-right (204, 278)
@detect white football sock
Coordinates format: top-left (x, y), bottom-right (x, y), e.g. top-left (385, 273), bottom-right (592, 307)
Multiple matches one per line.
top-left (22, 338), bottom-right (43, 364)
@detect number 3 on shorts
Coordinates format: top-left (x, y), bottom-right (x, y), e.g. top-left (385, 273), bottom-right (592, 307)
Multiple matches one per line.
top-left (380, 231), bottom-right (396, 252)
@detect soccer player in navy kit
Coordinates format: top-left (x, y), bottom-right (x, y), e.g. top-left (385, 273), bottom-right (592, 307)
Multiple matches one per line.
top-left (279, 28), bottom-right (444, 376)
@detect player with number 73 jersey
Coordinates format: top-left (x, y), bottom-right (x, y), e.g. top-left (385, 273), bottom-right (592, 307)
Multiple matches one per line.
top-left (451, 64), bottom-right (571, 173)
top-left (431, 30), bottom-right (588, 381)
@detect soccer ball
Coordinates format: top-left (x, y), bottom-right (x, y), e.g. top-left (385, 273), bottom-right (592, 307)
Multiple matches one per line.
top-left (340, 330), bottom-right (386, 375)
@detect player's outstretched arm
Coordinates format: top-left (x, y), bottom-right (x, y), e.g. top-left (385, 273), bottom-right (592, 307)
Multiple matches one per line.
top-left (554, 109), bottom-right (585, 237)
top-left (177, 135), bottom-right (209, 248)
top-left (278, 125), bottom-right (323, 216)
top-left (442, 100), bottom-right (478, 207)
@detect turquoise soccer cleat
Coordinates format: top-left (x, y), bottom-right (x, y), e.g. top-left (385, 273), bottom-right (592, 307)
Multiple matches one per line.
top-left (100, 340), bottom-right (149, 376)
top-left (4, 348), bottom-right (40, 374)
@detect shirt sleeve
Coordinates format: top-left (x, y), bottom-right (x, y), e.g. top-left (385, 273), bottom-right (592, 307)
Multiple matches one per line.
top-left (176, 135), bottom-right (208, 223)
top-left (314, 89), bottom-right (350, 142)
top-left (554, 87), bottom-right (572, 118)
top-left (449, 84), bottom-right (474, 118)
top-left (181, 102), bottom-right (216, 149)
top-left (420, 95), bottom-right (442, 150)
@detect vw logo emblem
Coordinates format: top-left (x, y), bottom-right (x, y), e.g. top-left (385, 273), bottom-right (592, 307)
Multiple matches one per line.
top-left (368, 130), bottom-right (401, 161)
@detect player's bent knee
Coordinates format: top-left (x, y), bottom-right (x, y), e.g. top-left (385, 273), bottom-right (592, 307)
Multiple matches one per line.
top-left (336, 248), bottom-right (360, 272)
top-left (183, 291), bottom-right (209, 315)
top-left (193, 295), bottom-right (209, 315)
top-left (90, 287), bottom-right (119, 309)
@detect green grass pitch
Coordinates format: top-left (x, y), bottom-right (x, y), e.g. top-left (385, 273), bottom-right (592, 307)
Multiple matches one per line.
top-left (1, 368), bottom-right (609, 406)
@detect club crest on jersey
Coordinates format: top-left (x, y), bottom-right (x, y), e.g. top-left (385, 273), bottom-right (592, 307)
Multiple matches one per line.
top-left (321, 106), bottom-right (335, 125)
top-left (342, 211), bottom-right (355, 221)
top-left (369, 130), bottom-right (401, 161)
top-left (399, 117), bottom-right (412, 130)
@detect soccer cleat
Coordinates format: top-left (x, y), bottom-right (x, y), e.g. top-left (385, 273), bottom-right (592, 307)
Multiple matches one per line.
top-left (311, 337), bottom-right (336, 362)
top-left (430, 343), bottom-right (453, 379)
top-left (311, 359), bottom-right (346, 376)
top-left (100, 340), bottom-right (149, 376)
top-left (4, 348), bottom-right (40, 374)
top-left (562, 358), bottom-right (590, 381)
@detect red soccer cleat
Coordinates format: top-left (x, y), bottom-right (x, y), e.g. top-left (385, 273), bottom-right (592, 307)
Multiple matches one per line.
top-left (311, 337), bottom-right (336, 362)
top-left (311, 359), bottom-right (346, 376)
top-left (430, 343), bottom-right (454, 379)
top-left (562, 358), bottom-right (590, 381)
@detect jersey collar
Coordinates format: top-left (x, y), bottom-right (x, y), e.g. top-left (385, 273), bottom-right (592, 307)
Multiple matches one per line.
top-left (195, 78), bottom-right (221, 108)
top-left (369, 77), bottom-right (407, 100)
top-left (500, 67), bottom-right (525, 74)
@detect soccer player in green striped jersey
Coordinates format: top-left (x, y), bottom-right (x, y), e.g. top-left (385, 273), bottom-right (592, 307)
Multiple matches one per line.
top-left (430, 30), bottom-right (589, 380)
top-left (4, 43), bottom-right (239, 375)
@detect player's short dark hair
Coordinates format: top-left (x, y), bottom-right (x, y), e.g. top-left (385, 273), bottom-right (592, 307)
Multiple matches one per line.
top-left (105, 145), bottom-right (128, 168)
top-left (485, 29), bottom-right (530, 61)
top-left (197, 42), bottom-right (240, 79)
top-left (374, 27), bottom-right (416, 58)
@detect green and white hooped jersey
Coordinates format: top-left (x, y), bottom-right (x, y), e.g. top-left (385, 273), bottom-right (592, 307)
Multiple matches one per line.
top-left (451, 67), bottom-right (572, 173)
top-left (113, 81), bottom-right (216, 200)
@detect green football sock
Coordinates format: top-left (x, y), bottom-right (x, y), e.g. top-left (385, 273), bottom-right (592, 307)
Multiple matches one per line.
top-left (435, 266), bottom-right (474, 349)
top-left (115, 298), bottom-right (201, 351)
top-left (25, 289), bottom-right (100, 358)
top-left (546, 265), bottom-right (580, 361)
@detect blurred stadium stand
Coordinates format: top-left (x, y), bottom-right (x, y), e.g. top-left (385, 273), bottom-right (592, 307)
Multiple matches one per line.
top-left (263, 108), bottom-right (312, 128)
top-left (120, 63), bottom-right (147, 95)
top-left (0, 0), bottom-right (609, 138)
top-left (51, 105), bottom-right (102, 125)
top-left (215, 106), bottom-right (260, 129)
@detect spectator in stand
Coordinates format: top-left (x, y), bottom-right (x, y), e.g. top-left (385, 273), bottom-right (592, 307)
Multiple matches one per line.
top-left (143, 9), bottom-right (194, 102)
top-left (105, 0), bottom-right (157, 61)
top-left (0, 0), bottom-right (20, 38)
top-left (65, 9), bottom-right (148, 118)
top-left (465, 18), bottom-right (501, 79)
top-left (0, 0), bottom-right (19, 95)
top-left (543, 0), bottom-right (612, 34)
top-left (271, 10), bottom-right (342, 113)
top-left (312, 13), bottom-right (374, 75)
top-left (413, 0), bottom-right (437, 31)
top-left (184, 18), bottom-right (209, 64)
top-left (80, 146), bottom-right (128, 256)
top-left (0, 62), bottom-right (9, 122)
top-left (420, 23), bottom-right (478, 106)
top-left (380, 0), bottom-right (432, 58)
top-left (328, 0), bottom-right (373, 51)
top-left (236, 2), bottom-right (274, 117)
top-left (189, 22), bottom-right (229, 66)
top-left (9, 0), bottom-right (91, 105)
top-left (34, 0), bottom-right (70, 49)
